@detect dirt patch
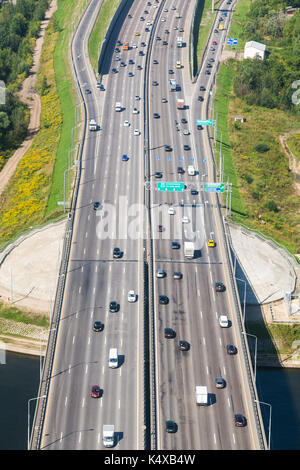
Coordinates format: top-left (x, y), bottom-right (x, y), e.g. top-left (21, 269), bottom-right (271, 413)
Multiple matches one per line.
top-left (279, 129), bottom-right (300, 197)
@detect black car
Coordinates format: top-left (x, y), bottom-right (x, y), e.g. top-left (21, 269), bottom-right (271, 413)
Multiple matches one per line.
top-left (153, 113), bottom-right (160, 119)
top-left (137, 65), bottom-right (142, 70)
top-left (109, 301), bottom-right (119, 312)
top-left (181, 118), bottom-right (187, 124)
top-left (153, 59), bottom-right (159, 64)
top-left (113, 247), bottom-right (122, 258)
top-left (129, 59), bottom-right (134, 64)
top-left (215, 282), bottom-right (226, 292)
top-left (93, 201), bottom-right (101, 210)
top-left (198, 96), bottom-right (204, 101)
top-left (184, 144), bottom-right (190, 151)
top-left (165, 145), bottom-right (172, 151)
top-left (166, 420), bottom-right (177, 433)
top-left (177, 166), bottom-right (184, 174)
top-left (163, 40), bottom-right (168, 45)
top-left (85, 88), bottom-right (91, 94)
top-left (207, 63), bottom-right (212, 68)
top-left (197, 124), bottom-right (203, 130)
top-left (171, 241), bottom-right (180, 249)
top-left (141, 41), bottom-right (146, 47)
top-left (139, 51), bottom-right (144, 56)
top-left (93, 321), bottom-right (104, 332)
top-left (169, 69), bottom-right (174, 74)
top-left (209, 58), bottom-right (215, 62)
top-left (164, 328), bottom-right (176, 338)
top-left (155, 171), bottom-right (162, 178)
top-left (200, 86), bottom-right (206, 91)
top-left (234, 414), bottom-right (247, 427)
top-left (159, 295), bottom-right (169, 305)
top-left (179, 340), bottom-right (190, 351)
top-left (191, 189), bottom-right (198, 195)
top-left (227, 344), bottom-right (237, 355)
top-left (112, 68), bottom-right (118, 73)
top-left (205, 70), bottom-right (211, 75)
top-left (152, 80), bottom-right (158, 86)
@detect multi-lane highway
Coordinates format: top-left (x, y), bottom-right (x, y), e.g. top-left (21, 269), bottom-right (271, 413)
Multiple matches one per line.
top-left (34, 0), bottom-right (265, 451)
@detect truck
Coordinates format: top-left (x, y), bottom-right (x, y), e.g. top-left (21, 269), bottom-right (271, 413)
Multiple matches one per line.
top-left (89, 119), bottom-right (97, 131)
top-left (177, 98), bottom-right (184, 109)
top-left (115, 102), bottom-right (122, 112)
top-left (176, 36), bottom-right (183, 47)
top-left (187, 165), bottom-right (195, 175)
top-left (122, 41), bottom-right (129, 50)
top-left (176, 60), bottom-right (182, 69)
top-left (184, 242), bottom-right (195, 259)
top-left (103, 424), bottom-right (115, 447)
top-left (195, 386), bottom-right (208, 406)
top-left (169, 79), bottom-right (177, 92)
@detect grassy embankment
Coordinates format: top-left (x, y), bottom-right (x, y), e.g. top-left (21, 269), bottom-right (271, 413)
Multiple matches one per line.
top-left (214, 2), bottom-right (300, 255)
top-left (88, 0), bottom-right (122, 74)
top-left (0, 0), bottom-right (89, 250)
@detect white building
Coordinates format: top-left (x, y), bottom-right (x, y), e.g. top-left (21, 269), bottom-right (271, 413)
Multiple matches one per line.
top-left (244, 41), bottom-right (266, 60)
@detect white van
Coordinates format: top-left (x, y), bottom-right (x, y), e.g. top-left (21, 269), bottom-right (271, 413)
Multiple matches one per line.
top-left (187, 165), bottom-right (195, 176)
top-left (109, 348), bottom-right (118, 368)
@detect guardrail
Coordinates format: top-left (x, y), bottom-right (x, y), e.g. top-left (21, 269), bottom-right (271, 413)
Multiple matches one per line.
top-left (29, 1), bottom-right (90, 450)
top-left (143, 0), bottom-right (168, 451)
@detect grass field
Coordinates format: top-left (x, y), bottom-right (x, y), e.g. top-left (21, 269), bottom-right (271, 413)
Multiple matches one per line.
top-left (226, 0), bottom-right (251, 52)
top-left (0, 301), bottom-right (49, 328)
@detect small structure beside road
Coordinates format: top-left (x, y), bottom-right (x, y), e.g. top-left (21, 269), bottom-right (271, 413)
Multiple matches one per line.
top-left (244, 40), bottom-right (266, 60)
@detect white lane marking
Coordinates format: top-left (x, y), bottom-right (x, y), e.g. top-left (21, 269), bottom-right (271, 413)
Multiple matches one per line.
top-left (223, 366), bottom-right (226, 376)
top-left (79, 286), bottom-right (81, 294)
top-left (60, 432), bottom-right (63, 442)
top-left (82, 398), bottom-right (85, 408)
top-left (81, 266), bottom-right (84, 272)
top-left (95, 265), bottom-right (98, 273)
top-left (203, 337), bottom-right (206, 346)
top-left (88, 336), bottom-right (90, 345)
top-left (72, 336), bottom-right (75, 345)
top-left (118, 399), bottom-right (120, 409)
top-left (232, 433), bottom-right (236, 445)
top-left (228, 397), bottom-right (231, 408)
top-left (68, 364), bottom-right (71, 374)
top-left (219, 337), bottom-right (222, 346)
top-left (206, 366), bottom-right (209, 375)
top-left (214, 433), bottom-right (217, 445)
top-left (65, 396), bottom-right (68, 407)
top-left (78, 432), bottom-right (82, 444)
top-left (85, 364), bottom-right (88, 374)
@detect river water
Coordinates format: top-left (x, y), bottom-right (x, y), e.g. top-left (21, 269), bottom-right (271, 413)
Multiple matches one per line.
top-left (0, 352), bottom-right (299, 449)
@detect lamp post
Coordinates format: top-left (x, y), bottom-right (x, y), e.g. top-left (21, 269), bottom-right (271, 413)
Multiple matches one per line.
top-left (235, 277), bottom-right (247, 322)
top-left (27, 395), bottom-right (46, 449)
top-left (255, 399), bottom-right (272, 450)
top-left (242, 331), bottom-right (257, 382)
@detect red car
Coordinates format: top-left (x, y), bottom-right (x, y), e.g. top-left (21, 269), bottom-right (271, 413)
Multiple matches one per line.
top-left (91, 385), bottom-right (101, 398)
top-left (212, 41), bottom-right (217, 45)
top-left (158, 225), bottom-right (163, 232)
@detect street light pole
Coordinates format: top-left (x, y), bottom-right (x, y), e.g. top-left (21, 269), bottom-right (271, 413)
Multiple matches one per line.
top-left (255, 400), bottom-right (272, 450)
top-left (242, 331), bottom-right (257, 382)
top-left (27, 395), bottom-right (46, 450)
top-left (236, 277), bottom-right (247, 323)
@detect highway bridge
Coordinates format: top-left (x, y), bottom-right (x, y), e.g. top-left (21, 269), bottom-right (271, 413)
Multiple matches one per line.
top-left (30, 0), bottom-right (267, 450)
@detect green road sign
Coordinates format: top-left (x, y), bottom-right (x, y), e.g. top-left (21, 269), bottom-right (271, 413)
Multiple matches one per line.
top-left (197, 119), bottom-right (213, 126)
top-left (157, 182), bottom-right (185, 192)
top-left (206, 183), bottom-right (225, 193)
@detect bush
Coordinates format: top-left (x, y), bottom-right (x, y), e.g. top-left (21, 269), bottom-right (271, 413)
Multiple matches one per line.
top-left (254, 143), bottom-right (270, 153)
top-left (264, 200), bottom-right (279, 212)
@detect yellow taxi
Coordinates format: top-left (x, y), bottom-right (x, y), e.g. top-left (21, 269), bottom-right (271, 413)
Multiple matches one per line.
top-left (208, 239), bottom-right (215, 248)
top-left (135, 31), bottom-right (140, 36)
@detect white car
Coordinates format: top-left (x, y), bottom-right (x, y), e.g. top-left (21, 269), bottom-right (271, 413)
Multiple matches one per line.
top-left (124, 120), bottom-right (130, 127)
top-left (168, 207), bottom-right (176, 215)
top-left (146, 21), bottom-right (152, 26)
top-left (134, 129), bottom-right (140, 135)
top-left (132, 43), bottom-right (137, 48)
top-left (135, 95), bottom-right (141, 100)
top-left (219, 315), bottom-right (229, 328)
top-left (128, 290), bottom-right (137, 302)
top-left (182, 216), bottom-right (190, 223)
top-left (115, 55), bottom-right (120, 61)
top-left (133, 107), bottom-right (139, 114)
top-left (161, 17), bottom-right (166, 22)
